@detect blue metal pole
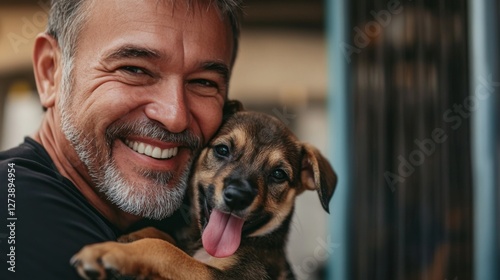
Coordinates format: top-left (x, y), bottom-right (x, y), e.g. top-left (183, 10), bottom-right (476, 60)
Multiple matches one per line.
top-left (469, 0), bottom-right (499, 279)
top-left (327, 0), bottom-right (352, 279)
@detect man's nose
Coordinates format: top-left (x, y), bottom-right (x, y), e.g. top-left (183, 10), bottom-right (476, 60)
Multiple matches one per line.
top-left (144, 79), bottom-right (191, 133)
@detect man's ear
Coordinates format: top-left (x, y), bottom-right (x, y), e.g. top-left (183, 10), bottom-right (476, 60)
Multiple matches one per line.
top-left (33, 33), bottom-right (61, 109)
top-left (300, 143), bottom-right (337, 213)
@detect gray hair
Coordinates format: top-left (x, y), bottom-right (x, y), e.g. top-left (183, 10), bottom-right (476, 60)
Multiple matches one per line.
top-left (47, 0), bottom-right (89, 106)
top-left (46, 0), bottom-right (243, 101)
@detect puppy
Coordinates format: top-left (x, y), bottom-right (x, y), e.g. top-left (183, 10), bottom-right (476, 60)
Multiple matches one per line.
top-left (71, 105), bottom-right (337, 280)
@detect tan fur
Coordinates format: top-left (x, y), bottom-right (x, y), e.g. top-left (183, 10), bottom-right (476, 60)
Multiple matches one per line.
top-left (117, 227), bottom-right (176, 245)
top-left (250, 188), bottom-right (297, 237)
top-left (193, 248), bottom-right (239, 270)
top-left (230, 128), bottom-right (247, 150)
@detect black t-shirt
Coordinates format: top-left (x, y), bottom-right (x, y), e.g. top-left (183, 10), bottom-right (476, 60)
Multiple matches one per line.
top-left (0, 138), bottom-right (122, 279)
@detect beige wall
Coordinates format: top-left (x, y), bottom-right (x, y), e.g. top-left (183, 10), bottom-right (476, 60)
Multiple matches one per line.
top-left (0, 5), bottom-right (48, 75)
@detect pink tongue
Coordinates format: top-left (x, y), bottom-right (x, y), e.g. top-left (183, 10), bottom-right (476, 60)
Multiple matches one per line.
top-left (202, 209), bottom-right (245, 258)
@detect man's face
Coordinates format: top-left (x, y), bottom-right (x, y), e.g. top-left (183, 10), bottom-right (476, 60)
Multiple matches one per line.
top-left (59, 0), bottom-right (234, 219)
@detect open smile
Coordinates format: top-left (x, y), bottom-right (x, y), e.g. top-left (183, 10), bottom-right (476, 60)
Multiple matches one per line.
top-left (124, 139), bottom-right (178, 160)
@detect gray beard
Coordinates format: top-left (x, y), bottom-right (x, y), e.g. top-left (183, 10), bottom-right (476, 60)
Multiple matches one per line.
top-left (59, 102), bottom-right (199, 220)
top-left (99, 158), bottom-right (189, 220)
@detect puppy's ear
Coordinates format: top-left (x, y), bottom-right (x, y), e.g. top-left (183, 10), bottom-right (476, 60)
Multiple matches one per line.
top-left (300, 144), bottom-right (337, 213)
top-left (223, 100), bottom-right (244, 120)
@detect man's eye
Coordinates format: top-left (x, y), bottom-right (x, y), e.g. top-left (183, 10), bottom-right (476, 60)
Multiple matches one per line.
top-left (187, 79), bottom-right (221, 96)
top-left (192, 79), bottom-right (218, 88)
top-left (120, 66), bottom-right (147, 75)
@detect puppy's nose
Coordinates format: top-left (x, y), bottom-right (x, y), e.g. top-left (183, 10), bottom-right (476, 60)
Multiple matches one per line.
top-left (223, 179), bottom-right (256, 211)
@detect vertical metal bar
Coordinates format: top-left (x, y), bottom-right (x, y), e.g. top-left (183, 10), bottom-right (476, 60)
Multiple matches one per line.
top-left (469, 0), bottom-right (500, 279)
top-left (327, 0), bottom-right (352, 279)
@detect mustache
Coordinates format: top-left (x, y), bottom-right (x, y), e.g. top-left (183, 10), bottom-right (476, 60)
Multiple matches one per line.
top-left (105, 118), bottom-right (202, 151)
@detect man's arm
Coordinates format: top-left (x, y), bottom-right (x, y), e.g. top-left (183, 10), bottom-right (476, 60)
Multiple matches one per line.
top-left (0, 159), bottom-right (119, 279)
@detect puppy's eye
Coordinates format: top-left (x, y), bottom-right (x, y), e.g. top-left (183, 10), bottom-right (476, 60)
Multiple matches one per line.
top-left (270, 169), bottom-right (288, 183)
top-left (214, 144), bottom-right (230, 158)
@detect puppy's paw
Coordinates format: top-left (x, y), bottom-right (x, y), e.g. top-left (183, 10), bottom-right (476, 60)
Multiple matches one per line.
top-left (117, 232), bottom-right (143, 243)
top-left (118, 227), bottom-right (176, 245)
top-left (71, 242), bottom-right (140, 280)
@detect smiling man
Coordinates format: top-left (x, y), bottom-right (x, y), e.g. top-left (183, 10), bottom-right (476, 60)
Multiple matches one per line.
top-left (0, 0), bottom-right (242, 279)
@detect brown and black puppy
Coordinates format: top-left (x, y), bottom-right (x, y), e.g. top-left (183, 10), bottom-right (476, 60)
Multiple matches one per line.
top-left (71, 108), bottom-right (337, 280)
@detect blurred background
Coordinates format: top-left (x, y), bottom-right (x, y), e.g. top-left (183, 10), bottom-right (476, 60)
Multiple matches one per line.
top-left (0, 0), bottom-right (498, 279)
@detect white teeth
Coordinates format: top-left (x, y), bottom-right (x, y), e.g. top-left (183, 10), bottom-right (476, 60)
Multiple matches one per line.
top-left (161, 149), bottom-right (170, 158)
top-left (144, 145), bottom-right (152, 156)
top-left (123, 139), bottom-right (178, 159)
top-left (152, 147), bottom-right (162, 158)
top-left (137, 143), bottom-right (145, 154)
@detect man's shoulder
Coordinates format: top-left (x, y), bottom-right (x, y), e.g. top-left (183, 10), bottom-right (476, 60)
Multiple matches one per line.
top-left (0, 139), bottom-right (104, 223)
top-left (0, 138), bottom-right (117, 236)
top-left (0, 140), bottom-right (119, 279)
top-left (1, 137), bottom-right (41, 157)
top-left (0, 137), bottom-right (53, 168)
top-left (0, 137), bottom-right (65, 183)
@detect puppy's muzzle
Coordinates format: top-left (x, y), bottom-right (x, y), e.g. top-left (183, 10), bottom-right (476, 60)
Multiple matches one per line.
top-left (223, 178), bottom-right (257, 211)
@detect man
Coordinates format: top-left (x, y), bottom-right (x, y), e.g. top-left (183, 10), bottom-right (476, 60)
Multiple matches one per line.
top-left (0, 0), bottom-right (242, 278)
